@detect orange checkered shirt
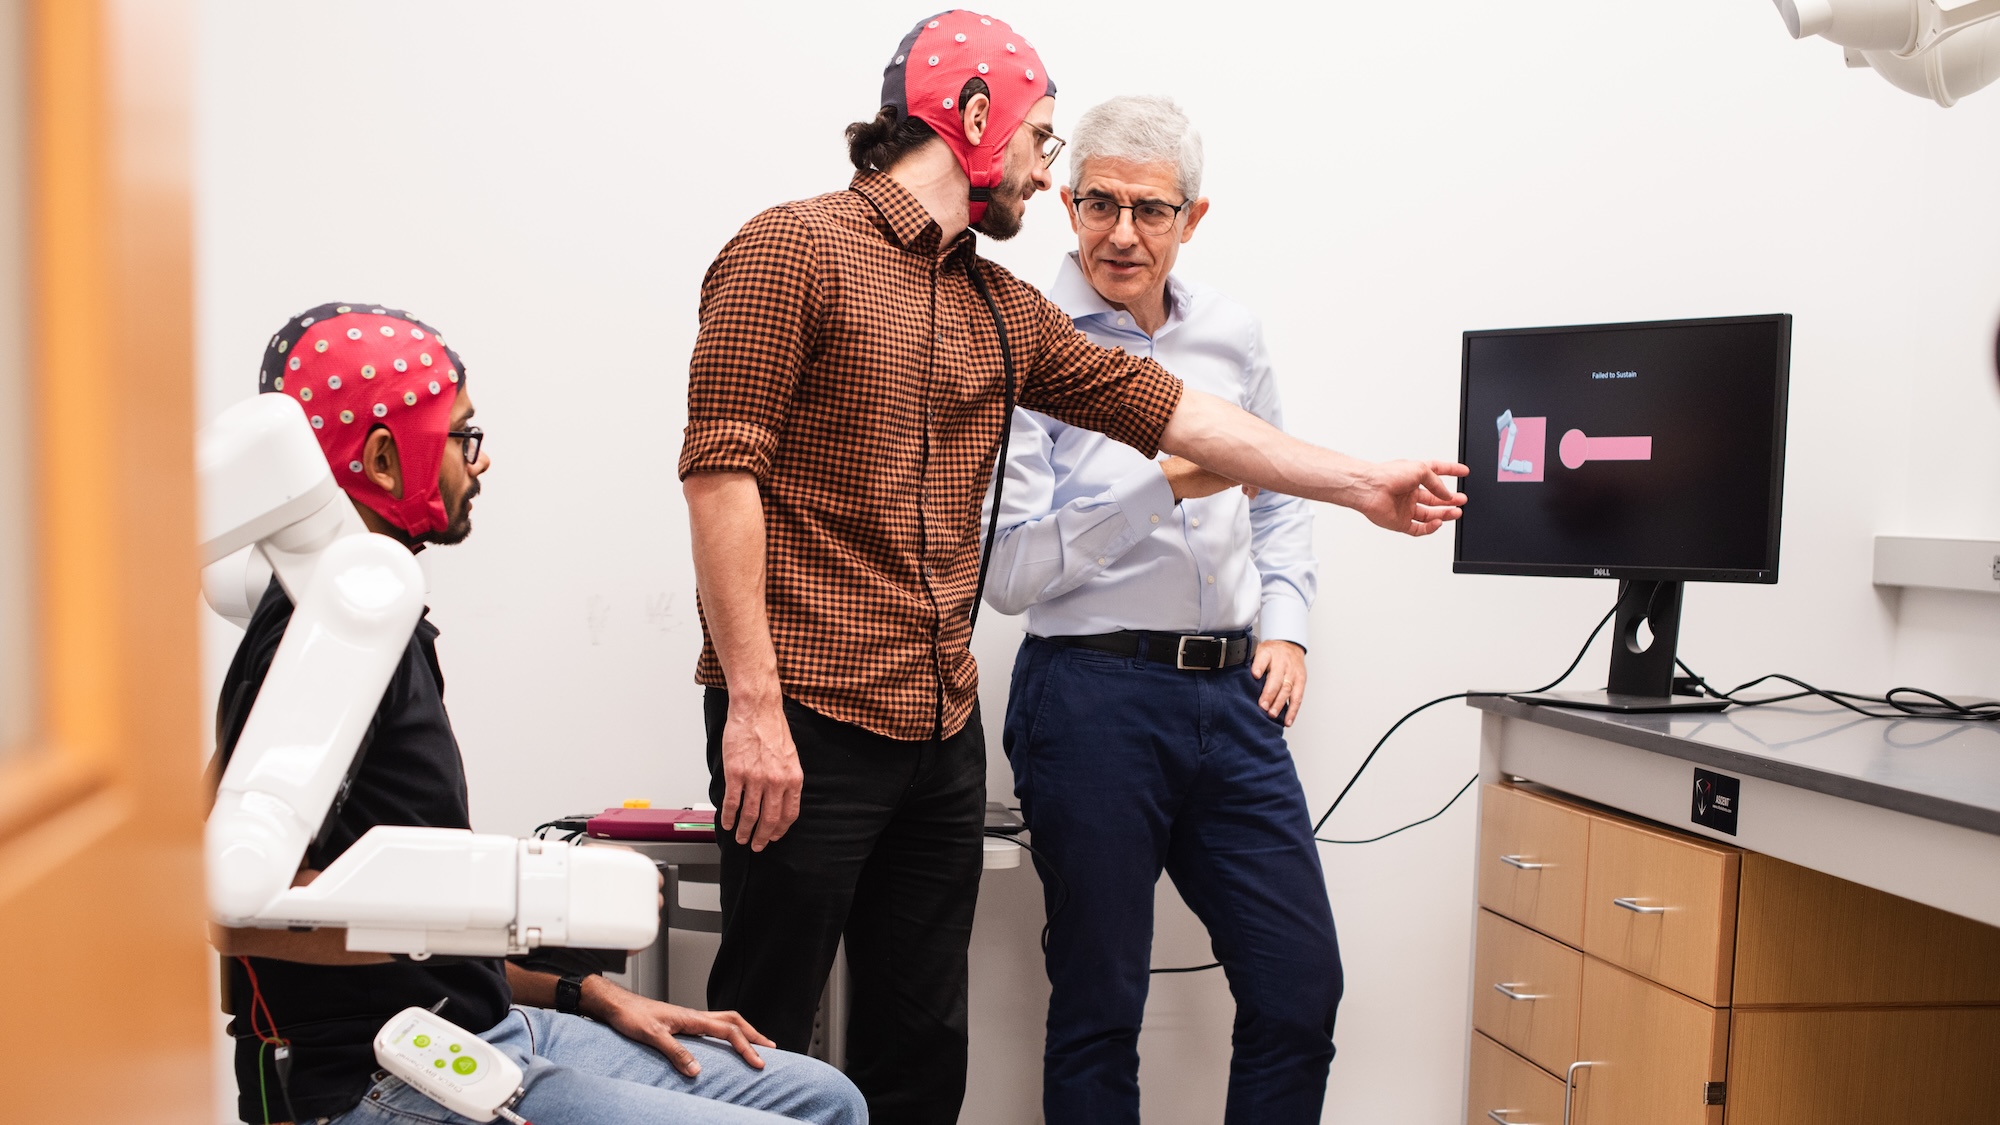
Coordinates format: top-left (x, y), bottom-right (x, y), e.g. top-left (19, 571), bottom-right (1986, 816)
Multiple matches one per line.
top-left (679, 172), bottom-right (1185, 741)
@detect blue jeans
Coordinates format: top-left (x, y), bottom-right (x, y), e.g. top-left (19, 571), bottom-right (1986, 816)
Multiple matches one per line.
top-left (326, 1006), bottom-right (865, 1125)
top-left (1003, 635), bottom-right (1344, 1125)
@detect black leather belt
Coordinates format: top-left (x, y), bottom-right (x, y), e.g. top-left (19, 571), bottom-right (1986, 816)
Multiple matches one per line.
top-left (1045, 630), bottom-right (1253, 671)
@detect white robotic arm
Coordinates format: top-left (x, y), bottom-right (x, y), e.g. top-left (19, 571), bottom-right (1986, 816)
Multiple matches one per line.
top-left (1772, 0), bottom-right (2000, 105)
top-left (199, 394), bottom-right (657, 958)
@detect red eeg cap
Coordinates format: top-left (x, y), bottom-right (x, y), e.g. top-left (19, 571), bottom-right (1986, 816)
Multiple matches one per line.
top-left (881, 11), bottom-right (1055, 223)
top-left (259, 303), bottom-right (466, 538)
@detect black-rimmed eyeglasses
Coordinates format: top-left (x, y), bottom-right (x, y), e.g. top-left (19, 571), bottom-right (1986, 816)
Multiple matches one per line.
top-left (1024, 122), bottom-right (1066, 170)
top-left (446, 425), bottom-right (484, 465)
top-left (1072, 195), bottom-right (1191, 235)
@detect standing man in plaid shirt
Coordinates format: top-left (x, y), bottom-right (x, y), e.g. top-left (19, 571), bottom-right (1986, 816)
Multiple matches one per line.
top-left (679, 11), bottom-right (1468, 1123)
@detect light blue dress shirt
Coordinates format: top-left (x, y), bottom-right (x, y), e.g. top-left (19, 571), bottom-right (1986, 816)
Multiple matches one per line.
top-left (981, 253), bottom-right (1316, 646)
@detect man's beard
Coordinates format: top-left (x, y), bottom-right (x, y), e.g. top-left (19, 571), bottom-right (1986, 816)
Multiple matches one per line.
top-left (973, 168), bottom-right (1031, 240)
top-left (425, 478), bottom-right (479, 546)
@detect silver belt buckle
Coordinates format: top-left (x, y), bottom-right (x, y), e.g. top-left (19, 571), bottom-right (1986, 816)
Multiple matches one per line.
top-left (1176, 635), bottom-right (1223, 670)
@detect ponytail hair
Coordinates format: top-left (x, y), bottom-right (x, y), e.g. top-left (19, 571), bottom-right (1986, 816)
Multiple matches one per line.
top-left (844, 80), bottom-right (990, 172)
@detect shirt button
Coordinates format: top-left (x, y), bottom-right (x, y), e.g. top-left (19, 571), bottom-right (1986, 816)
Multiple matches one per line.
top-left (936, 330), bottom-right (944, 341)
top-left (1116, 316), bottom-right (1128, 326)
top-left (1191, 517), bottom-right (1201, 527)
top-left (1206, 574), bottom-right (1216, 584)
top-left (1149, 514), bottom-right (1160, 524)
top-left (1097, 557), bottom-right (1108, 566)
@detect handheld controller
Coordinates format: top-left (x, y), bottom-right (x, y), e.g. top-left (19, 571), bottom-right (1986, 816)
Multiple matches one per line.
top-left (373, 1007), bottom-right (530, 1124)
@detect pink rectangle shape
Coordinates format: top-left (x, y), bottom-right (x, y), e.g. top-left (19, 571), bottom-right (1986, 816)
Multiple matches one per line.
top-left (1587, 435), bottom-right (1651, 461)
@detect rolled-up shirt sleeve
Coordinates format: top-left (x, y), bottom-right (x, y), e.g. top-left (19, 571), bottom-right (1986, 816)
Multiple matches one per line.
top-left (679, 206), bottom-right (823, 482)
top-left (1012, 279), bottom-right (1183, 456)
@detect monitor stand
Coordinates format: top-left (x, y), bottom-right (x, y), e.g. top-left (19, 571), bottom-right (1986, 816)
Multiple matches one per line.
top-left (1512, 580), bottom-right (1730, 714)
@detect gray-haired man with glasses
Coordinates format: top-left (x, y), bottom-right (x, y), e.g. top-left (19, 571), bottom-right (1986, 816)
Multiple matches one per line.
top-left (983, 95), bottom-right (1345, 1125)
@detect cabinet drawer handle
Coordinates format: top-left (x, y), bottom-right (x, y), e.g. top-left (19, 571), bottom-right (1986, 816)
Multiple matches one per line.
top-left (1613, 896), bottom-right (1667, 914)
top-left (1499, 854), bottom-right (1547, 870)
top-left (1492, 981), bottom-right (1546, 1001)
top-left (1563, 1060), bottom-right (1600, 1125)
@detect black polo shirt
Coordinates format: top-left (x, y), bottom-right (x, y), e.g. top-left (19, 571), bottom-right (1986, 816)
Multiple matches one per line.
top-left (216, 581), bottom-right (511, 1123)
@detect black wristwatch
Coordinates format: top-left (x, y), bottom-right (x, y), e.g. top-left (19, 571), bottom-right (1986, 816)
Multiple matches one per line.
top-left (555, 973), bottom-right (591, 1015)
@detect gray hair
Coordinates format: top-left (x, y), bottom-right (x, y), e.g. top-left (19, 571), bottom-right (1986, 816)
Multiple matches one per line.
top-left (1066, 95), bottom-right (1205, 202)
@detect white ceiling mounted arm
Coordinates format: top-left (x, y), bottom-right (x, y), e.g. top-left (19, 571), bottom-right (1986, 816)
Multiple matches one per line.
top-left (1776, 0), bottom-right (1918, 51)
top-left (1772, 0), bottom-right (2000, 103)
top-left (1858, 15), bottom-right (2000, 104)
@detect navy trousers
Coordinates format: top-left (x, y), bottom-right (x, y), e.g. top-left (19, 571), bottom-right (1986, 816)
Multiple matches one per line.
top-left (1002, 634), bottom-right (1344, 1125)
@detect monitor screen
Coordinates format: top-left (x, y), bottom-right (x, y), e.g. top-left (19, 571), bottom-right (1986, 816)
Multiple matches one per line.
top-left (1453, 314), bottom-right (1790, 582)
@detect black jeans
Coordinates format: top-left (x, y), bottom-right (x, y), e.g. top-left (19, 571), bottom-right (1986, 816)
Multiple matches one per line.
top-left (703, 689), bottom-right (986, 1125)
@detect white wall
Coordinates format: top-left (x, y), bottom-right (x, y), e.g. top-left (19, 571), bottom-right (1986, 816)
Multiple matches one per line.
top-left (197, 2), bottom-right (2000, 1122)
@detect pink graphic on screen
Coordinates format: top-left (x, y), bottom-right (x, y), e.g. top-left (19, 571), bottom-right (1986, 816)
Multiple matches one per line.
top-left (1558, 429), bottom-right (1653, 469)
top-left (1496, 410), bottom-right (1544, 482)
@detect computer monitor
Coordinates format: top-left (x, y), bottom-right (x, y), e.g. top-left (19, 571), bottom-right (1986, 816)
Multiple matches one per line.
top-left (1453, 313), bottom-right (1792, 712)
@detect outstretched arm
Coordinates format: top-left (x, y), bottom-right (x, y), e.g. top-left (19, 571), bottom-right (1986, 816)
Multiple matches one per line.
top-left (1156, 389), bottom-right (1469, 536)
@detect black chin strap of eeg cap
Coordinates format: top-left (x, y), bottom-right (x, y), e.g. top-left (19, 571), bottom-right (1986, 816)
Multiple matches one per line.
top-left (963, 258), bottom-right (1015, 637)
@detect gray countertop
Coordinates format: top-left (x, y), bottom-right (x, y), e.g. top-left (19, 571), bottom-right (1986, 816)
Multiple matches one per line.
top-left (1470, 696), bottom-right (2000, 837)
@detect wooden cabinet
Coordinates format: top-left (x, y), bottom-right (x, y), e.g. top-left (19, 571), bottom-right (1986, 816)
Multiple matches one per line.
top-left (1732, 853), bottom-right (2000, 1006)
top-left (1581, 815), bottom-right (1738, 1006)
top-left (1472, 909), bottom-right (1583, 1075)
top-left (1478, 783), bottom-right (1591, 948)
top-left (1571, 957), bottom-right (1727, 1125)
top-left (1467, 781), bottom-right (2000, 1125)
top-left (1726, 1007), bottom-right (2000, 1123)
top-left (1467, 1032), bottom-right (1566, 1125)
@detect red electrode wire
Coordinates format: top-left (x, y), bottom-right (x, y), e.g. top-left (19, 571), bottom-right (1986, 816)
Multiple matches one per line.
top-left (235, 956), bottom-right (288, 1047)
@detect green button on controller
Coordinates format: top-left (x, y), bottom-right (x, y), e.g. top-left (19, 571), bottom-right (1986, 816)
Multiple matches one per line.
top-left (450, 1043), bottom-right (462, 1053)
top-left (453, 1056), bottom-right (478, 1076)
top-left (413, 1035), bottom-right (431, 1048)
top-left (433, 1059), bottom-right (446, 1069)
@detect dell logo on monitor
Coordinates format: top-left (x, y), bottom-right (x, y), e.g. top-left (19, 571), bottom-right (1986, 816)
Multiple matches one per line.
top-left (1593, 567), bottom-right (1612, 577)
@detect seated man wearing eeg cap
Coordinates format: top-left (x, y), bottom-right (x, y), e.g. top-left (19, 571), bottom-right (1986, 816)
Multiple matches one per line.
top-left (208, 303), bottom-right (863, 1125)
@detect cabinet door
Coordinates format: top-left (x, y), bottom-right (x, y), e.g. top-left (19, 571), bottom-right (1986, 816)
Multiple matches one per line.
top-left (1727, 1007), bottom-right (2000, 1123)
top-left (1583, 816), bottom-right (1739, 1005)
top-left (1571, 957), bottom-right (1728, 1125)
top-left (1733, 853), bottom-right (2000, 1006)
top-left (0, 2), bottom-right (211, 1122)
top-left (1479, 783), bottom-right (1591, 946)
top-left (1468, 1032), bottom-right (1566, 1125)
top-left (1472, 909), bottom-right (1583, 1075)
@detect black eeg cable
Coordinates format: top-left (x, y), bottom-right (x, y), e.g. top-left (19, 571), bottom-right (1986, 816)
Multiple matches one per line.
top-left (965, 260), bottom-right (1017, 637)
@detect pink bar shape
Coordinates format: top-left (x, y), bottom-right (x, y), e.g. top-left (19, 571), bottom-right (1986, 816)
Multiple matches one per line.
top-left (1558, 429), bottom-right (1652, 470)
